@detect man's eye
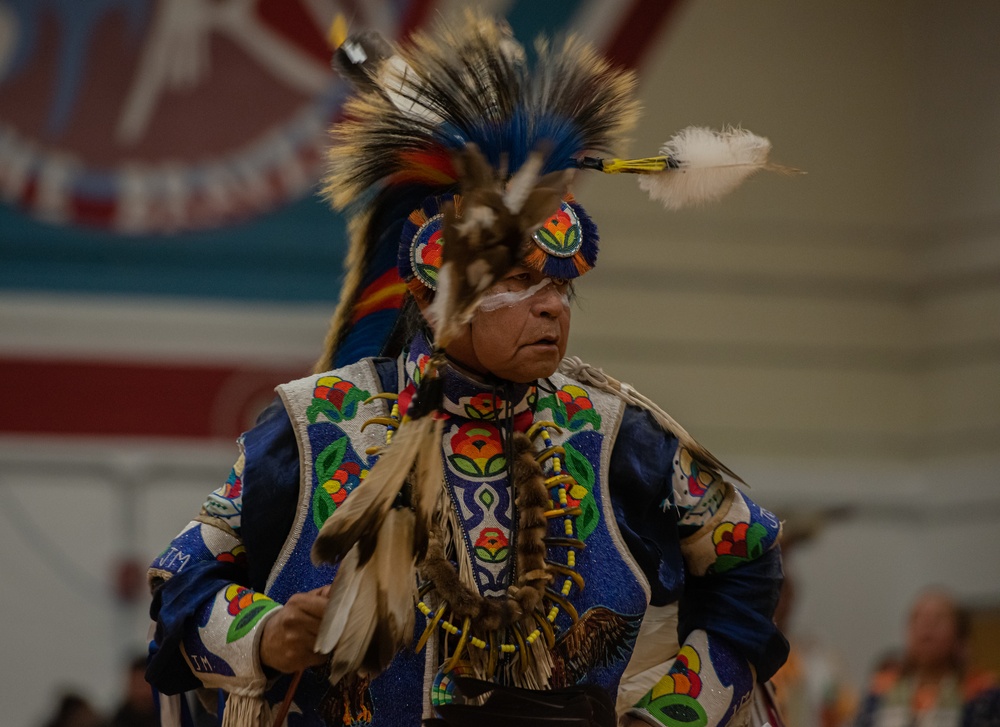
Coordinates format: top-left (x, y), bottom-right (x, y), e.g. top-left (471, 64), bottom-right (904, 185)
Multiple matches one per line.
top-left (504, 272), bottom-right (531, 285)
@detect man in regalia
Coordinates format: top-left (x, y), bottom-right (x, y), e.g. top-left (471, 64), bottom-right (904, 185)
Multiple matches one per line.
top-left (146, 15), bottom-right (789, 727)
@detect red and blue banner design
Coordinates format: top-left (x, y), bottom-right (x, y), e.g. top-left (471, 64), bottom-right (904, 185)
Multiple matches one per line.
top-left (0, 0), bottom-right (433, 231)
top-left (0, 0), bottom-right (681, 440)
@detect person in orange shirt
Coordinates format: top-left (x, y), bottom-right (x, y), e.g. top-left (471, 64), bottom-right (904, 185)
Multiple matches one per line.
top-left (855, 588), bottom-right (1000, 727)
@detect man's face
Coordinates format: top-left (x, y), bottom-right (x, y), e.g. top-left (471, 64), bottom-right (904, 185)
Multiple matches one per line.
top-left (444, 266), bottom-right (571, 383)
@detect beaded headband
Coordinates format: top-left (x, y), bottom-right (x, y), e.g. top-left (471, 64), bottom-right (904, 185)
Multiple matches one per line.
top-left (398, 192), bottom-right (599, 299)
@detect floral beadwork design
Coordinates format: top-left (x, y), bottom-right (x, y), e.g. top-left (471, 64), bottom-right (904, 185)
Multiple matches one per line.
top-left (223, 585), bottom-right (279, 644)
top-left (560, 441), bottom-right (600, 542)
top-left (532, 201), bottom-right (582, 258)
top-left (307, 375), bottom-right (371, 424)
top-left (664, 646), bottom-right (703, 698)
top-left (410, 215), bottom-right (444, 289)
top-left (216, 543), bottom-right (246, 567)
top-left (409, 353), bottom-right (431, 387)
top-left (538, 385), bottom-right (602, 432)
top-left (636, 645), bottom-right (709, 727)
top-left (473, 527), bottom-right (510, 563)
top-left (450, 389), bottom-right (535, 431)
top-left (400, 194), bottom-right (458, 292)
top-left (311, 438), bottom-right (368, 529)
top-left (710, 521), bottom-right (769, 574)
top-left (464, 392), bottom-right (502, 420)
top-left (447, 422), bottom-right (506, 479)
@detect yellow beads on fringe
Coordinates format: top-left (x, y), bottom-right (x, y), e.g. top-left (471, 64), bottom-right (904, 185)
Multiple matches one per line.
top-left (411, 422), bottom-right (586, 658)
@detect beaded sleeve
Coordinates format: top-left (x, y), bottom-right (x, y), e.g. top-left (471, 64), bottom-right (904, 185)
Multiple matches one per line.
top-left (673, 450), bottom-right (782, 576)
top-left (622, 440), bottom-right (784, 725)
top-left (147, 446), bottom-right (282, 697)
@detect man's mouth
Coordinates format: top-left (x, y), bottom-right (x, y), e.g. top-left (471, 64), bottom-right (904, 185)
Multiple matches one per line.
top-left (525, 334), bottom-right (559, 348)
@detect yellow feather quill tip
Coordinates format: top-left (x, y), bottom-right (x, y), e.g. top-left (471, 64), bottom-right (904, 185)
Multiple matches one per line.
top-left (599, 157), bottom-right (671, 174)
top-left (328, 14), bottom-right (348, 50)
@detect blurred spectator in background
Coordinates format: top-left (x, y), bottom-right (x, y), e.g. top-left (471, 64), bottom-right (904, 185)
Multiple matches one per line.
top-left (40, 691), bottom-right (103, 727)
top-left (855, 588), bottom-right (1000, 727)
top-left (108, 656), bottom-right (157, 727)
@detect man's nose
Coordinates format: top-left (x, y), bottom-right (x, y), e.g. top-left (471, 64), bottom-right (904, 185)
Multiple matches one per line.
top-left (531, 282), bottom-right (566, 317)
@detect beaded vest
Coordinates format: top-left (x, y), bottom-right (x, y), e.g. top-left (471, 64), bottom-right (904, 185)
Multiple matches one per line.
top-left (265, 339), bottom-right (649, 725)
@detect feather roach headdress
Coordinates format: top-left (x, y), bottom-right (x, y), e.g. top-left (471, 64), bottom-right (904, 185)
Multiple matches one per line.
top-left (316, 15), bottom-right (639, 372)
top-left (306, 11), bottom-right (793, 698)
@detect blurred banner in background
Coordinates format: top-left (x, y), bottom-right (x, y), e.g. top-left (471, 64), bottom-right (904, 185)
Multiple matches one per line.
top-left (0, 0), bottom-right (680, 442)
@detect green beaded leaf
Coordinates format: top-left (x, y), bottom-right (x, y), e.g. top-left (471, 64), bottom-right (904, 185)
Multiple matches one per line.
top-left (474, 545), bottom-right (509, 563)
top-left (711, 554), bottom-right (745, 575)
top-left (577, 492), bottom-right (600, 542)
top-left (339, 387), bottom-right (372, 419)
top-left (316, 438), bottom-right (348, 483)
top-left (642, 694), bottom-right (709, 727)
top-left (534, 226), bottom-right (560, 249)
top-left (448, 453), bottom-right (483, 478)
top-left (536, 393), bottom-right (567, 427)
top-left (745, 521), bottom-right (768, 560)
top-left (226, 600), bottom-right (279, 644)
top-left (307, 399), bottom-right (341, 424)
top-left (465, 403), bottom-right (488, 420)
top-left (567, 407), bottom-right (602, 432)
top-left (563, 224), bottom-right (580, 251)
top-left (312, 487), bottom-right (336, 529)
top-left (416, 263), bottom-right (439, 284)
top-left (562, 441), bottom-right (595, 490)
top-left (483, 453), bottom-right (507, 477)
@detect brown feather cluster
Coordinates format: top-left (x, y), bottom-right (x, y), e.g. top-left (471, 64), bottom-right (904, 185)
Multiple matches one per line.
top-left (429, 145), bottom-right (572, 347)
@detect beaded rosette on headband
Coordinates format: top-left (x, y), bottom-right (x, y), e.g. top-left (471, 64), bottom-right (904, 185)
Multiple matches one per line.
top-left (305, 12), bottom-right (793, 699)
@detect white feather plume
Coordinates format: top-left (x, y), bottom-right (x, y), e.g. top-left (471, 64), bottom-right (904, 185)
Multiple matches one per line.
top-left (638, 126), bottom-right (773, 210)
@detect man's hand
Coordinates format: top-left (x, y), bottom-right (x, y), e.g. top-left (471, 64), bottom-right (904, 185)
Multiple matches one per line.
top-left (259, 585), bottom-right (331, 674)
